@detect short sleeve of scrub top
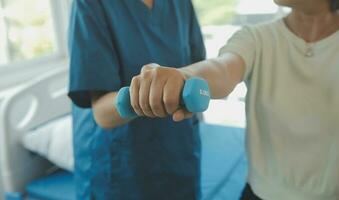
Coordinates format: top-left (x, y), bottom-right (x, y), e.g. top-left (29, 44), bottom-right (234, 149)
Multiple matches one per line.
top-left (188, 1), bottom-right (206, 63)
top-left (68, 0), bottom-right (122, 108)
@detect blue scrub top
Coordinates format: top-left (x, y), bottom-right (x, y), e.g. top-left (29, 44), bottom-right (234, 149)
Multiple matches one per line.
top-left (68, 0), bottom-right (205, 199)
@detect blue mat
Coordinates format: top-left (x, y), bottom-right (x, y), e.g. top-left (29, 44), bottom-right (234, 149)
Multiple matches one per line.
top-left (200, 123), bottom-right (247, 200)
top-left (26, 171), bottom-right (76, 200)
top-left (26, 123), bottom-right (247, 200)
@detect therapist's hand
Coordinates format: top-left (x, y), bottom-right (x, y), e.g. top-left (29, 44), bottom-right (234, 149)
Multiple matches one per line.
top-left (130, 63), bottom-right (193, 121)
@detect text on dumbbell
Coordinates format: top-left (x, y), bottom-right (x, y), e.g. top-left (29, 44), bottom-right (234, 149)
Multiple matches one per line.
top-left (199, 89), bottom-right (210, 97)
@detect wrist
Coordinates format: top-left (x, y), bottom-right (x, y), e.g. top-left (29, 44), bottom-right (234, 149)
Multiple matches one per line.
top-left (178, 68), bottom-right (193, 81)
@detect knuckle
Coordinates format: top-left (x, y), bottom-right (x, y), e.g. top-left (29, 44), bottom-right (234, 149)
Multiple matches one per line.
top-left (131, 76), bottom-right (136, 82)
top-left (149, 63), bottom-right (160, 67)
top-left (141, 65), bottom-right (149, 71)
top-left (141, 70), bottom-right (152, 79)
top-left (141, 64), bottom-right (153, 72)
top-left (154, 67), bottom-right (168, 78)
top-left (131, 76), bottom-right (140, 84)
top-left (153, 67), bottom-right (162, 76)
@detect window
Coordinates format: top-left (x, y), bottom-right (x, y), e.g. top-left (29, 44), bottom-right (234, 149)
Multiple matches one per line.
top-left (193, 0), bottom-right (283, 58)
top-left (192, 0), bottom-right (288, 127)
top-left (0, 0), bottom-right (69, 67)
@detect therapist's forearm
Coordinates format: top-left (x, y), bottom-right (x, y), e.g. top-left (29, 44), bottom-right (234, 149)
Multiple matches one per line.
top-left (180, 54), bottom-right (245, 99)
top-left (91, 92), bottom-right (131, 129)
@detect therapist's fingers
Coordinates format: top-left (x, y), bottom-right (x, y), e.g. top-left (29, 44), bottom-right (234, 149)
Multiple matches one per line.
top-left (130, 76), bottom-right (145, 116)
top-left (149, 76), bottom-right (167, 117)
top-left (172, 109), bottom-right (193, 122)
top-left (139, 71), bottom-right (156, 117)
top-left (163, 77), bottom-right (183, 115)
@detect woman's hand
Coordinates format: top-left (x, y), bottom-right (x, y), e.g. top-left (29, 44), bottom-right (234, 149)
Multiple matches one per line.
top-left (130, 63), bottom-right (193, 121)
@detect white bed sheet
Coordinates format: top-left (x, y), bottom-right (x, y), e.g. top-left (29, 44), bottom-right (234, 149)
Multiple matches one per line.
top-left (22, 115), bottom-right (74, 172)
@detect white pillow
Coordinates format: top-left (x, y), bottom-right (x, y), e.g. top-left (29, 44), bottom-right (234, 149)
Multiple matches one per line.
top-left (22, 115), bottom-right (74, 172)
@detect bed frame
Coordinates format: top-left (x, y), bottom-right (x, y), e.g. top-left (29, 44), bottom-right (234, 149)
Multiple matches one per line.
top-left (0, 67), bottom-right (71, 198)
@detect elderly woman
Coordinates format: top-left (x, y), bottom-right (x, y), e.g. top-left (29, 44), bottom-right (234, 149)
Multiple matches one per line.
top-left (128, 0), bottom-right (339, 199)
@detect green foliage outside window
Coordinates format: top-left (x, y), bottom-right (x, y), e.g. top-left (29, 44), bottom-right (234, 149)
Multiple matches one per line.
top-left (192, 0), bottom-right (238, 26)
top-left (1, 0), bottom-right (55, 62)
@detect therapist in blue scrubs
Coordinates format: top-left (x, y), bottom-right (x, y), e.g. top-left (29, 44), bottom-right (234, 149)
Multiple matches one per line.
top-left (68, 0), bottom-right (205, 199)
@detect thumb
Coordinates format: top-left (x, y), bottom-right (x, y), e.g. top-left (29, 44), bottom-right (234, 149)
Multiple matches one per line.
top-left (172, 109), bottom-right (193, 122)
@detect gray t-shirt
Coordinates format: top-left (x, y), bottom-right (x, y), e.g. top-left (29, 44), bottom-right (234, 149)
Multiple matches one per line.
top-left (219, 19), bottom-right (339, 200)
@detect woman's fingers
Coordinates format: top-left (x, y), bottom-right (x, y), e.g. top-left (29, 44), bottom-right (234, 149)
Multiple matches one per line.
top-left (149, 76), bottom-right (167, 117)
top-left (139, 71), bottom-right (155, 117)
top-left (130, 76), bottom-right (145, 116)
top-left (163, 77), bottom-right (184, 115)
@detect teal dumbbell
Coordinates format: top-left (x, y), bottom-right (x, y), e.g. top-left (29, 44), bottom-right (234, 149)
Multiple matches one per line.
top-left (115, 77), bottom-right (210, 119)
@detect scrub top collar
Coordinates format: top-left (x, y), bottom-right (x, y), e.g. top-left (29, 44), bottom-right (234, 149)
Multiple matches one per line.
top-left (125, 0), bottom-right (165, 24)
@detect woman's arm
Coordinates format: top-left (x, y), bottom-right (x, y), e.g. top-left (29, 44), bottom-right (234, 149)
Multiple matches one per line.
top-left (129, 52), bottom-right (246, 121)
top-left (91, 92), bottom-right (131, 129)
top-left (182, 53), bottom-right (245, 99)
top-left (91, 52), bottom-right (246, 127)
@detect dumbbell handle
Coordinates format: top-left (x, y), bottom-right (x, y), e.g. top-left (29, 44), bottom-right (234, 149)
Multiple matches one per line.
top-left (115, 77), bottom-right (210, 119)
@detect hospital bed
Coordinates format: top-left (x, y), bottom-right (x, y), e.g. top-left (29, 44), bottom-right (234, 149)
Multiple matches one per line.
top-left (0, 67), bottom-right (71, 199)
top-left (0, 67), bottom-right (247, 200)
